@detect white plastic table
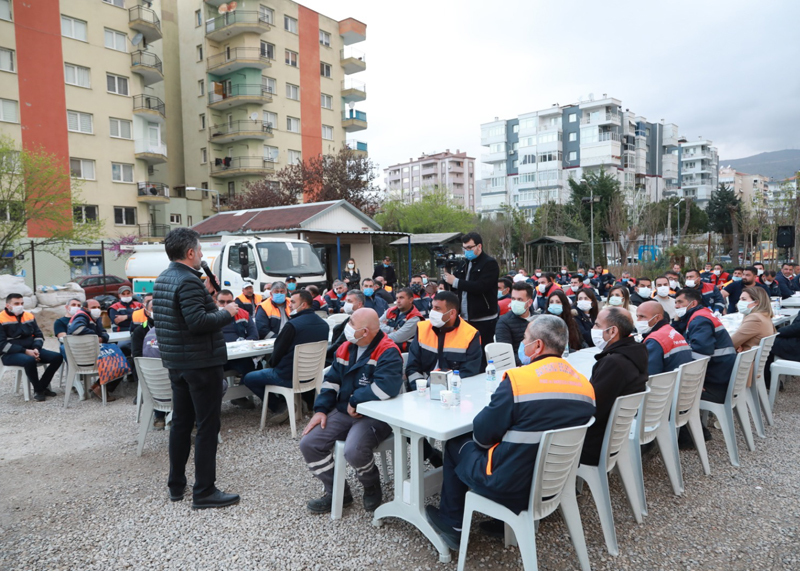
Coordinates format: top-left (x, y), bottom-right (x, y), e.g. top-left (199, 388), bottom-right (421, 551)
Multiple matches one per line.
top-left (718, 314), bottom-right (789, 335)
top-left (565, 347), bottom-right (601, 380)
top-left (357, 373), bottom-right (491, 563)
top-left (780, 295), bottom-right (800, 308)
top-left (107, 331), bottom-right (131, 343)
top-left (222, 340), bottom-right (275, 401)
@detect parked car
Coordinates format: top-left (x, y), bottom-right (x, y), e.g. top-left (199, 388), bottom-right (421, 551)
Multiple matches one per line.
top-left (73, 274), bottom-right (132, 300)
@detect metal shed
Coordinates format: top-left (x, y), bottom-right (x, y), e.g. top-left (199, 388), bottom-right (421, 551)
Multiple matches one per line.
top-left (525, 235), bottom-right (583, 272)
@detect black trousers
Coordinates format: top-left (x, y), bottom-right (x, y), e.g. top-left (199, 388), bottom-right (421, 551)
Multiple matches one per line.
top-left (1, 348), bottom-right (63, 392)
top-left (467, 317), bottom-right (498, 370)
top-left (168, 365), bottom-right (224, 499)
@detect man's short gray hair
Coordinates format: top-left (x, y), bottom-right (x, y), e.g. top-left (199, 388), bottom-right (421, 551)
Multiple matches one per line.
top-left (332, 280), bottom-right (345, 289)
top-left (271, 281), bottom-right (287, 292)
top-left (346, 289), bottom-right (366, 306)
top-left (526, 314), bottom-right (566, 355)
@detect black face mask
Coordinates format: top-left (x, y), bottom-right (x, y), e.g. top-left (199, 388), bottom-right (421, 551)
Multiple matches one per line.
top-left (410, 284), bottom-right (422, 294)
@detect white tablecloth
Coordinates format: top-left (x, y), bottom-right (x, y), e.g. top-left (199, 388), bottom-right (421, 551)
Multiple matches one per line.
top-left (781, 295), bottom-right (800, 308)
top-left (107, 331), bottom-right (130, 343)
top-left (565, 347), bottom-right (601, 380)
top-left (225, 339), bottom-right (274, 359)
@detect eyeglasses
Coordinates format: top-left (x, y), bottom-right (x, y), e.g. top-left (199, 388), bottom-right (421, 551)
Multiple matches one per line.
top-left (462, 244), bottom-right (478, 251)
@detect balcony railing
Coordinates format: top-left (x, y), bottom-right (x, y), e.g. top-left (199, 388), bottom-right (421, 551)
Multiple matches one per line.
top-left (134, 139), bottom-right (167, 157)
top-left (137, 181), bottom-right (169, 198)
top-left (209, 120), bottom-right (273, 137)
top-left (138, 224), bottom-right (170, 238)
top-left (205, 11), bottom-right (269, 34)
top-left (208, 84), bottom-right (272, 105)
top-left (345, 140), bottom-right (368, 152)
top-left (130, 50), bottom-right (162, 74)
top-left (207, 47), bottom-right (269, 71)
top-left (342, 78), bottom-right (366, 92)
top-left (343, 109), bottom-right (367, 122)
top-left (580, 112), bottom-right (620, 125)
top-left (129, 5), bottom-right (161, 30)
top-left (340, 47), bottom-right (366, 62)
top-left (133, 94), bottom-right (165, 117)
top-left (210, 155), bottom-right (276, 174)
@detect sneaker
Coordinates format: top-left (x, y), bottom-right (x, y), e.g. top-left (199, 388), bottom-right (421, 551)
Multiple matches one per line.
top-left (231, 397), bottom-right (255, 410)
top-left (307, 490), bottom-right (352, 514)
top-left (426, 448), bottom-right (443, 468)
top-left (33, 392), bottom-right (46, 402)
top-left (42, 388), bottom-right (57, 397)
top-left (424, 505), bottom-right (461, 551)
top-left (362, 485), bottom-right (382, 511)
top-left (153, 417), bottom-right (166, 430)
top-left (678, 426), bottom-right (694, 450)
top-left (266, 405), bottom-right (290, 425)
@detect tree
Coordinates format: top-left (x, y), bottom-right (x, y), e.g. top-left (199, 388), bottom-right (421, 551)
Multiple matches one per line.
top-left (229, 179), bottom-right (297, 210)
top-left (0, 136), bottom-right (102, 272)
top-left (567, 168), bottom-right (621, 242)
top-left (707, 184), bottom-right (742, 257)
top-left (476, 204), bottom-right (535, 272)
top-left (376, 188), bottom-right (476, 234)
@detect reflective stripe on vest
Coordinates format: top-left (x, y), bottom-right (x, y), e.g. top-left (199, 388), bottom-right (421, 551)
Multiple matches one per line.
top-left (648, 324), bottom-right (690, 357)
top-left (237, 293), bottom-right (263, 306)
top-left (415, 319), bottom-right (477, 355)
top-left (258, 299), bottom-right (291, 318)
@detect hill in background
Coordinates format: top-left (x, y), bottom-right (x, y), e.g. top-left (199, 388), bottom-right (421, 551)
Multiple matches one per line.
top-left (719, 149), bottom-right (800, 180)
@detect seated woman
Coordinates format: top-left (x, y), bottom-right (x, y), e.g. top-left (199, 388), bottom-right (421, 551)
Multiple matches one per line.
top-left (731, 286), bottom-right (776, 353)
top-left (575, 287), bottom-right (600, 347)
top-left (545, 289), bottom-right (585, 352)
top-left (605, 284), bottom-right (637, 323)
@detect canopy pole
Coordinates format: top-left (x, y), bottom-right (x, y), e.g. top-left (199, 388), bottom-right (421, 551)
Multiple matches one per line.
top-left (407, 236), bottom-right (412, 285)
top-left (336, 236), bottom-right (342, 280)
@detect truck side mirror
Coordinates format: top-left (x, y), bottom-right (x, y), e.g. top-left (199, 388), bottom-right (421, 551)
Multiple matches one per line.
top-left (238, 245), bottom-right (250, 279)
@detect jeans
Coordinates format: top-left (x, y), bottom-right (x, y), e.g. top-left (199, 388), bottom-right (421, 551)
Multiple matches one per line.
top-left (242, 367), bottom-right (289, 401)
top-left (2, 348), bottom-right (63, 393)
top-left (167, 365), bottom-right (224, 499)
top-left (701, 382), bottom-right (728, 404)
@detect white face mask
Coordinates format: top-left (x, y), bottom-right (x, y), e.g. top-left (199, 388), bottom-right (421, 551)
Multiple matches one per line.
top-left (429, 309), bottom-right (450, 328)
top-left (343, 302), bottom-right (354, 315)
top-left (656, 285), bottom-right (670, 298)
top-left (561, 270), bottom-right (567, 274)
top-left (608, 296), bottom-right (623, 306)
top-left (570, 284), bottom-right (580, 292)
top-left (637, 287), bottom-right (652, 298)
top-left (737, 300), bottom-right (753, 315)
top-left (757, 269), bottom-right (763, 276)
top-left (90, 308), bottom-right (102, 319)
top-left (684, 279), bottom-right (696, 288)
top-left (535, 272), bottom-right (542, 278)
top-left (577, 299), bottom-right (593, 312)
top-left (68, 306), bottom-right (80, 316)
top-left (675, 306), bottom-right (687, 318)
top-left (120, 296), bottom-right (133, 304)
top-left (713, 270), bottom-right (721, 276)
top-left (10, 305), bottom-right (24, 316)
top-left (635, 318), bottom-right (653, 335)
top-left (591, 327), bottom-right (609, 350)
top-left (348, 263), bottom-right (354, 269)
top-left (510, 299), bottom-right (528, 316)
top-left (344, 323), bottom-right (364, 344)
top-left (669, 280), bottom-right (679, 290)
top-left (537, 283), bottom-right (547, 293)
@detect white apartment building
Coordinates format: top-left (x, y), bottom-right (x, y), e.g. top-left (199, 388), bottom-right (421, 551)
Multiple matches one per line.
top-left (719, 166), bottom-right (768, 206)
top-left (384, 150), bottom-right (476, 211)
top-left (679, 139), bottom-right (719, 208)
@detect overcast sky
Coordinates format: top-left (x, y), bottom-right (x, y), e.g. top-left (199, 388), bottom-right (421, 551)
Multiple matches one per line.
top-left (302, 0), bottom-right (800, 179)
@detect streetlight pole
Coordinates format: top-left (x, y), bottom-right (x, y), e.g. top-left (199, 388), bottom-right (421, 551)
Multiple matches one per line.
top-left (675, 198), bottom-right (685, 244)
top-left (580, 178), bottom-right (597, 268)
top-left (186, 186), bottom-right (220, 212)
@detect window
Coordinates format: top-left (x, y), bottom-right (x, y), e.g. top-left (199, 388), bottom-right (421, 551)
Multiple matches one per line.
top-left (73, 205), bottom-right (98, 224)
top-left (195, 9), bottom-right (201, 27)
top-left (288, 150), bottom-right (301, 165)
top-left (285, 49), bottom-right (298, 67)
top-left (111, 163), bottom-right (133, 183)
top-left (0, 0), bottom-right (11, 21)
top-left (67, 110), bottom-right (93, 134)
top-left (568, 151), bottom-right (577, 162)
top-left (106, 73), bottom-right (128, 95)
top-left (109, 118), bottom-right (132, 139)
top-left (103, 0), bottom-right (124, 6)
top-left (196, 45), bottom-right (203, 61)
top-left (286, 116), bottom-right (300, 133)
top-left (284, 15), bottom-right (297, 33)
top-left (286, 83), bottom-right (299, 100)
top-left (512, 124), bottom-right (519, 133)
top-left (200, 148), bottom-right (207, 163)
top-left (262, 76), bottom-right (276, 95)
top-left (322, 125), bottom-right (333, 140)
top-left (227, 181), bottom-right (235, 198)
top-left (568, 132), bottom-right (577, 142)
top-left (263, 111), bottom-right (277, 129)
top-left (198, 80), bottom-right (204, 96)
top-left (69, 158), bottom-right (95, 180)
top-left (169, 214), bottom-right (181, 225)
top-left (114, 206), bottom-right (136, 226)
top-left (320, 62), bottom-right (331, 78)
top-left (199, 114), bottom-right (205, 129)
top-left (187, 215), bottom-right (193, 226)
top-left (263, 145), bottom-right (278, 161)
top-left (0, 98), bottom-right (18, 123)
top-left (489, 142), bottom-right (506, 153)
top-left (321, 93), bottom-right (332, 109)
top-left (61, 15), bottom-right (87, 41)
top-left (0, 48), bottom-right (14, 72)
top-left (64, 63), bottom-right (90, 87)
top-left (568, 113), bottom-right (577, 123)
top-left (261, 41), bottom-right (275, 59)
top-left (319, 30), bottom-right (331, 46)
top-left (104, 29), bottom-right (127, 52)
top-left (259, 5), bottom-right (274, 24)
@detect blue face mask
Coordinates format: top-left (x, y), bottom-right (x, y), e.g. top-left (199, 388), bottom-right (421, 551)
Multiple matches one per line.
top-left (518, 342), bottom-right (533, 366)
top-left (497, 290), bottom-right (504, 299)
top-left (622, 278), bottom-right (629, 283)
top-left (287, 283), bottom-right (296, 291)
top-left (336, 291), bottom-right (344, 298)
top-left (464, 249), bottom-right (477, 261)
top-left (383, 263), bottom-right (389, 268)
top-left (272, 293), bottom-right (286, 304)
top-left (363, 287), bottom-right (374, 297)
top-left (547, 304), bottom-right (563, 315)
top-left (732, 276), bottom-right (742, 282)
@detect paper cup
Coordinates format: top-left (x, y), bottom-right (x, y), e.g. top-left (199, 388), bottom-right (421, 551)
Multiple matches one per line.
top-left (440, 390), bottom-right (454, 408)
top-left (415, 379), bottom-right (427, 395)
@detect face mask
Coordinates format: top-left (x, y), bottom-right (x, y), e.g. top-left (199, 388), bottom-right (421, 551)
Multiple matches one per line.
top-left (684, 280), bottom-right (696, 288)
top-left (517, 341), bottom-right (535, 366)
top-left (583, 278), bottom-right (592, 285)
top-left (547, 304), bottom-right (563, 316)
top-left (497, 290), bottom-right (504, 299)
top-left (561, 270), bottom-right (567, 275)
top-left (343, 301), bottom-right (354, 314)
top-left (10, 305), bottom-right (24, 316)
top-left (90, 308), bottom-right (102, 320)
top-left (510, 300), bottom-right (528, 316)
top-left (336, 290), bottom-right (345, 298)
top-left (263, 291), bottom-right (271, 300)
top-left (737, 300), bottom-right (752, 315)
top-left (622, 278), bottom-right (629, 283)
top-left (713, 270), bottom-right (721, 276)
top-left (422, 278), bottom-right (428, 285)
top-left (757, 269), bottom-right (764, 276)
top-left (732, 276), bottom-right (742, 282)
top-left (464, 249), bottom-right (477, 261)
top-left (120, 296), bottom-right (132, 304)
top-left (535, 272), bottom-right (542, 278)
top-left (675, 306), bottom-right (687, 318)
top-left (383, 263), bottom-right (389, 268)
top-left (656, 285), bottom-right (670, 297)
top-left (570, 284), bottom-right (580, 292)
top-left (669, 280), bottom-right (679, 289)
top-left (577, 273), bottom-right (584, 279)
top-left (591, 328), bottom-right (609, 350)
top-left (272, 293), bottom-right (286, 305)
top-left (587, 271), bottom-right (595, 278)
top-left (537, 284), bottom-right (547, 294)
top-left (412, 284), bottom-right (423, 294)
top-left (429, 309), bottom-right (450, 328)
top-left (287, 283), bottom-right (297, 292)
top-left (635, 319), bottom-right (653, 335)
top-left (68, 306), bottom-right (80, 316)
top-left (608, 296), bottom-right (623, 306)
top-left (363, 287), bottom-right (374, 297)
top-left (577, 299), bottom-right (593, 312)
top-left (637, 287), bottom-right (652, 298)
top-left (344, 323), bottom-right (364, 344)
top-left (348, 263), bottom-right (354, 269)
top-left (764, 281), bottom-right (773, 286)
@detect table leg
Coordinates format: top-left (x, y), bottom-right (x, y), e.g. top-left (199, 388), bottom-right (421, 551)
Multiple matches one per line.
top-left (372, 428), bottom-right (452, 563)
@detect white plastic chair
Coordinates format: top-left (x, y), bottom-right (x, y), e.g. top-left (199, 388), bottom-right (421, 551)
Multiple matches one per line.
top-left (745, 334), bottom-right (778, 438)
top-left (134, 357), bottom-right (173, 456)
top-left (330, 434), bottom-right (393, 521)
top-left (1, 363), bottom-right (31, 401)
top-left (629, 370), bottom-right (678, 517)
top-left (576, 389), bottom-right (648, 556)
top-left (260, 340), bottom-right (328, 437)
top-left (699, 348), bottom-right (758, 467)
top-left (484, 342), bottom-right (516, 375)
top-left (62, 335), bottom-right (101, 408)
top-left (457, 418), bottom-right (596, 571)
top-left (327, 314), bottom-right (349, 327)
top-left (769, 358), bottom-right (800, 412)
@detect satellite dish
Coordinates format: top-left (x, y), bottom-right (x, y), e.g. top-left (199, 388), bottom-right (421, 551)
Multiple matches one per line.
top-left (348, 101), bottom-right (355, 110)
top-left (588, 93), bottom-right (594, 101)
top-left (218, 3), bottom-right (228, 14)
top-left (249, 112), bottom-right (259, 121)
top-left (131, 33), bottom-right (144, 46)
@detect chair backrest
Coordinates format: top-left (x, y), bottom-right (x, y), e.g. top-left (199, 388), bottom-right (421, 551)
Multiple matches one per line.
top-left (63, 335), bottom-right (101, 372)
top-left (315, 310), bottom-right (329, 320)
top-left (727, 348), bottom-right (758, 406)
top-left (134, 357), bottom-right (173, 412)
top-left (292, 340), bottom-right (328, 393)
top-left (600, 389), bottom-right (649, 471)
top-left (672, 357), bottom-right (710, 428)
top-left (639, 370), bottom-right (679, 444)
top-left (484, 342), bottom-right (515, 375)
top-left (327, 313), bottom-right (349, 327)
top-left (529, 417), bottom-right (595, 520)
top-left (754, 334), bottom-right (778, 383)
top-left (400, 352), bottom-right (409, 391)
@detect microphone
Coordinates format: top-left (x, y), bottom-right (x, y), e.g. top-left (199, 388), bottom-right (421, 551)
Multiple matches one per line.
top-left (200, 261), bottom-right (221, 292)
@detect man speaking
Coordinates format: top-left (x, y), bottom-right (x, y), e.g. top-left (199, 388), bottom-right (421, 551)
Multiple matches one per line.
top-left (153, 228), bottom-right (240, 509)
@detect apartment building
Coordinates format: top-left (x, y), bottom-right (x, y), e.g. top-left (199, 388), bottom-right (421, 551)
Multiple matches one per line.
top-left (718, 166), bottom-right (768, 206)
top-left (384, 150), bottom-right (476, 211)
top-left (679, 139), bottom-right (719, 208)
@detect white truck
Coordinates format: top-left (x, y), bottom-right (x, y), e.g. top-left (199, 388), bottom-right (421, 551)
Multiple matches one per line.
top-left (125, 236), bottom-right (327, 295)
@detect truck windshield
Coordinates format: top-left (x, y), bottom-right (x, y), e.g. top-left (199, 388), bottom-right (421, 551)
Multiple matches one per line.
top-left (256, 242), bottom-right (324, 277)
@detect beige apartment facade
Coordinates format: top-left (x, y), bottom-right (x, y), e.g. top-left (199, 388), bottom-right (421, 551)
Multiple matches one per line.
top-left (384, 150), bottom-right (476, 211)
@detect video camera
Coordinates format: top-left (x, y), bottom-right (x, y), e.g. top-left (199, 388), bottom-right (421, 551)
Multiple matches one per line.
top-left (431, 246), bottom-right (463, 272)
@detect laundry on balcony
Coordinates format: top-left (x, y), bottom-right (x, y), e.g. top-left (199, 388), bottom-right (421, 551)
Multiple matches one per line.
top-left (215, 158), bottom-right (223, 166)
top-left (223, 157), bottom-right (232, 167)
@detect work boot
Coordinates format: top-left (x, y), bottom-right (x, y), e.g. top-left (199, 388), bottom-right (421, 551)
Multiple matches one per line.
top-left (362, 485), bottom-right (382, 511)
top-left (307, 489), bottom-right (352, 514)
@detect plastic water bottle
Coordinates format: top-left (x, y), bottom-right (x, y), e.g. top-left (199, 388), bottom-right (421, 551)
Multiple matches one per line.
top-left (485, 360), bottom-right (497, 394)
top-left (451, 370), bottom-right (461, 406)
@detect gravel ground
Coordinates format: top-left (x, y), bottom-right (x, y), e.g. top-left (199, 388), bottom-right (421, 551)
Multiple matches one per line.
top-left (1, 344), bottom-right (799, 570)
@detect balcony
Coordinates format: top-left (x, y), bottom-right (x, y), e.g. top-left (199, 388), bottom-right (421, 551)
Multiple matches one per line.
top-left (207, 47), bottom-right (270, 75)
top-left (345, 140), bottom-right (368, 157)
top-left (130, 50), bottom-right (163, 86)
top-left (205, 11), bottom-right (271, 42)
top-left (132, 94), bottom-right (165, 123)
top-left (138, 224), bottom-right (171, 240)
top-left (137, 181), bottom-right (170, 204)
top-left (340, 47), bottom-right (366, 74)
top-left (128, 5), bottom-right (162, 43)
top-left (580, 112), bottom-right (621, 126)
top-left (210, 156), bottom-right (275, 178)
top-left (681, 150), bottom-right (713, 161)
top-left (342, 109), bottom-right (367, 132)
top-left (662, 154), bottom-right (679, 178)
top-left (538, 122), bottom-right (562, 132)
top-left (341, 79), bottom-right (366, 103)
top-left (339, 18), bottom-right (366, 45)
top-left (209, 120), bottom-right (274, 144)
top-left (480, 150), bottom-right (507, 164)
top-left (208, 84), bottom-right (273, 110)
top-left (134, 139), bottom-right (167, 164)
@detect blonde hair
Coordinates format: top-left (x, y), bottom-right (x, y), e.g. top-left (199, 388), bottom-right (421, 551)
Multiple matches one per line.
top-left (741, 286), bottom-right (773, 317)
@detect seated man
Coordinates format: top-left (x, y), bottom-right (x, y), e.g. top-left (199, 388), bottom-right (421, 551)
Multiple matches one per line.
top-left (410, 274), bottom-right (432, 318)
top-left (361, 278), bottom-right (389, 317)
top-left (615, 271), bottom-right (636, 295)
top-left (556, 265), bottom-right (571, 286)
top-left (325, 280), bottom-right (347, 314)
top-left (235, 283), bottom-right (262, 317)
top-left (379, 287), bottom-right (424, 352)
top-left (299, 308), bottom-right (403, 514)
top-left (67, 298), bottom-right (110, 343)
top-left (636, 301), bottom-right (692, 376)
top-left (131, 293), bottom-right (153, 326)
top-left (255, 281), bottom-right (291, 339)
top-left (0, 293), bottom-right (63, 401)
top-left (326, 289), bottom-right (365, 366)
top-left (653, 275), bottom-right (677, 319)
top-left (108, 285), bottom-right (143, 333)
top-left (216, 289), bottom-right (259, 377)
top-left (565, 275), bottom-right (585, 305)
top-left (496, 277), bottom-right (512, 316)
top-left (54, 298), bottom-right (83, 356)
top-left (373, 276), bottom-right (395, 305)
top-left (243, 289), bottom-right (329, 424)
top-left (709, 263), bottom-right (730, 288)
top-left (722, 266), bottom-right (770, 313)
top-left (581, 307), bottom-right (648, 466)
top-left (425, 316), bottom-right (596, 548)
top-left (700, 263), bottom-right (714, 283)
top-left (629, 278), bottom-right (653, 306)
top-left (495, 281), bottom-right (536, 366)
top-left (683, 268), bottom-right (725, 313)
top-left (591, 264), bottom-right (615, 297)
top-left (305, 285), bottom-right (328, 312)
top-left (535, 272), bottom-right (560, 310)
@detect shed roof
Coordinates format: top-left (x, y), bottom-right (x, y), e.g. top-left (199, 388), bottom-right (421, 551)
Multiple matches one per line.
top-left (525, 235), bottom-right (583, 246)
top-left (389, 232), bottom-right (462, 246)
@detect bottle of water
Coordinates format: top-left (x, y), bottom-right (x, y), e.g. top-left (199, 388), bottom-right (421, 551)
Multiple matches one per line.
top-left (451, 370), bottom-right (461, 406)
top-left (485, 360), bottom-right (497, 394)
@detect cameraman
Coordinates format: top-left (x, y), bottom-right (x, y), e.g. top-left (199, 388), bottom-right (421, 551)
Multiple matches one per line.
top-left (441, 232), bottom-right (500, 366)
